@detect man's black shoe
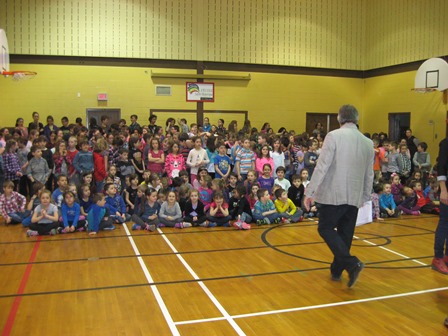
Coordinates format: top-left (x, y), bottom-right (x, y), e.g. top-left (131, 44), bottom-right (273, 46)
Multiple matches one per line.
top-left (347, 262), bottom-right (364, 288)
top-left (331, 273), bottom-right (342, 281)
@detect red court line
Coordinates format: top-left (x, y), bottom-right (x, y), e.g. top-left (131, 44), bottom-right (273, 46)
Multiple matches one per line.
top-left (2, 236), bottom-right (42, 336)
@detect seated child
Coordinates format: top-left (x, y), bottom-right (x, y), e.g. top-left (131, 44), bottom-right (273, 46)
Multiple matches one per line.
top-left (253, 188), bottom-right (280, 225)
top-left (390, 173), bottom-right (403, 206)
top-left (198, 174), bottom-right (213, 211)
top-left (79, 183), bottom-right (93, 216)
top-left (258, 164), bottom-right (275, 192)
top-left (0, 180), bottom-right (29, 225)
top-left (228, 184), bottom-right (253, 224)
top-left (247, 184), bottom-right (259, 210)
top-left (124, 174), bottom-right (140, 215)
top-left (287, 174), bottom-right (304, 208)
top-left (26, 189), bottom-right (60, 236)
top-left (87, 193), bottom-right (115, 235)
top-left (179, 170), bottom-right (193, 190)
top-left (274, 166), bottom-right (291, 191)
top-left (104, 183), bottom-right (131, 223)
top-left (131, 187), bottom-right (158, 231)
top-left (60, 190), bottom-right (87, 233)
top-left (274, 188), bottom-right (303, 223)
top-left (413, 180), bottom-right (439, 214)
top-left (183, 189), bottom-right (207, 227)
top-left (52, 174), bottom-right (68, 209)
top-left (22, 182), bottom-right (45, 227)
top-left (159, 190), bottom-right (185, 228)
top-left (397, 186), bottom-right (421, 216)
top-left (371, 183), bottom-right (384, 222)
top-left (206, 191), bottom-right (232, 227)
top-left (379, 182), bottom-right (399, 218)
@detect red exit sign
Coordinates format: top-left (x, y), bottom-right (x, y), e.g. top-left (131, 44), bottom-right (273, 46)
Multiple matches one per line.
top-left (97, 93), bottom-right (108, 101)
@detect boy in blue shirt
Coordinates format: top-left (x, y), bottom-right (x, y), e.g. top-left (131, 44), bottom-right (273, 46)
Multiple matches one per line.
top-left (253, 188), bottom-right (280, 225)
top-left (73, 140), bottom-right (93, 175)
top-left (379, 182), bottom-right (399, 217)
top-left (88, 193), bottom-right (115, 235)
top-left (104, 183), bottom-right (131, 223)
top-left (214, 142), bottom-right (231, 179)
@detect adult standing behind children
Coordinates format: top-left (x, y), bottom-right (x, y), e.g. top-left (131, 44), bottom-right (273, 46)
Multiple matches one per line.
top-left (304, 105), bottom-right (374, 288)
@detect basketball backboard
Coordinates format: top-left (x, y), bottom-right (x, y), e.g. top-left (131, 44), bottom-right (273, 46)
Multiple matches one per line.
top-left (0, 29), bottom-right (9, 74)
top-left (414, 58), bottom-right (448, 91)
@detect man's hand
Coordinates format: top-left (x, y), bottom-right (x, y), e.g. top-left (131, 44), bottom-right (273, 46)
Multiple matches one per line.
top-left (303, 196), bottom-right (313, 212)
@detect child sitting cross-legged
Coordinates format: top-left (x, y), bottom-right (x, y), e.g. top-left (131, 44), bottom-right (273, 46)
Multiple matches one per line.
top-left (183, 189), bottom-right (207, 227)
top-left (379, 182), bottom-right (400, 218)
top-left (206, 191), bottom-right (232, 227)
top-left (274, 188), bottom-right (303, 223)
top-left (104, 183), bottom-right (131, 224)
top-left (0, 180), bottom-right (30, 225)
top-left (87, 193), bottom-right (115, 235)
top-left (253, 188), bottom-right (280, 225)
top-left (228, 184), bottom-right (252, 229)
top-left (59, 190), bottom-right (87, 233)
top-left (158, 190), bottom-right (186, 228)
top-left (26, 189), bottom-right (60, 236)
top-left (131, 187), bottom-right (158, 231)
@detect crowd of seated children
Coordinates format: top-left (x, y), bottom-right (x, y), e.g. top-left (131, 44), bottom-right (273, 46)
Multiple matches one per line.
top-left (3, 113), bottom-right (439, 238)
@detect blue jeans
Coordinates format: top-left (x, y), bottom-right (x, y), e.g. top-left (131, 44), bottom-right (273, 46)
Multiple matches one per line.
top-left (253, 212), bottom-right (280, 223)
top-left (240, 212), bottom-right (252, 223)
top-left (278, 209), bottom-right (303, 222)
top-left (8, 211), bottom-right (31, 224)
top-left (434, 201), bottom-right (448, 258)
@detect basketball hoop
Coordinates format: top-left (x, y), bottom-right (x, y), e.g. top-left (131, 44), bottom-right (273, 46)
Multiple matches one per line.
top-left (1, 70), bottom-right (37, 81)
top-left (411, 88), bottom-right (437, 94)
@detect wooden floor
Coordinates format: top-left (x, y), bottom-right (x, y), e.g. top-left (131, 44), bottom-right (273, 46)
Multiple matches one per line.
top-left (1, 214), bottom-right (447, 335)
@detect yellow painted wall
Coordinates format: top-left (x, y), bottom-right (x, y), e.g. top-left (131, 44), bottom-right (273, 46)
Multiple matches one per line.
top-left (364, 71), bottom-right (447, 161)
top-left (0, 63), bottom-right (363, 134)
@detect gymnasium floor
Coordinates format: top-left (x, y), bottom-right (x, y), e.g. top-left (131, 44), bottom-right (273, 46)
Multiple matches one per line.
top-left (0, 214), bottom-right (447, 335)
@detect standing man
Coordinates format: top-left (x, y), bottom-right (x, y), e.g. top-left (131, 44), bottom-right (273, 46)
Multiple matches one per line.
top-left (405, 129), bottom-right (419, 172)
top-left (432, 122), bottom-right (448, 274)
top-left (304, 105), bottom-right (374, 288)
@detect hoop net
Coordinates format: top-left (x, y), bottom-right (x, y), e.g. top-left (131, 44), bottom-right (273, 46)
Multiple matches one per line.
top-left (1, 71), bottom-right (37, 81)
top-left (411, 88), bottom-right (437, 94)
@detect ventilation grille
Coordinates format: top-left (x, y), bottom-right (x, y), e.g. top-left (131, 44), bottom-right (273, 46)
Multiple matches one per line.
top-left (155, 85), bottom-right (172, 96)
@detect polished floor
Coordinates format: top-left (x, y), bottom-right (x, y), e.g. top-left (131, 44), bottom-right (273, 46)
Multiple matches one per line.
top-left (0, 214), bottom-right (447, 335)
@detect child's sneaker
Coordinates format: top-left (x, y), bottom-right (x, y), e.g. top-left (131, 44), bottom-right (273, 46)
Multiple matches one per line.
top-left (273, 218), bottom-right (281, 224)
top-left (26, 229), bottom-right (38, 237)
top-left (298, 216), bottom-right (304, 222)
top-left (49, 228), bottom-right (58, 235)
top-left (132, 223), bottom-right (142, 230)
top-left (208, 222), bottom-right (217, 228)
top-left (60, 227), bottom-right (69, 234)
top-left (241, 222), bottom-right (251, 230)
top-left (233, 220), bottom-right (243, 230)
top-left (182, 222), bottom-right (192, 228)
top-left (157, 223), bottom-right (165, 228)
top-left (77, 227), bottom-right (85, 232)
top-left (199, 221), bottom-right (208, 227)
top-left (281, 218), bottom-right (291, 224)
top-left (411, 210), bottom-right (421, 216)
top-left (263, 218), bottom-right (271, 225)
top-left (103, 225), bottom-right (116, 231)
top-left (145, 224), bottom-right (156, 232)
top-left (174, 222), bottom-right (184, 229)
top-left (256, 219), bottom-right (264, 226)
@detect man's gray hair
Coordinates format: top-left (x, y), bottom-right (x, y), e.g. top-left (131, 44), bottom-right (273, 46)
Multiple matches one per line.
top-left (338, 105), bottom-right (359, 124)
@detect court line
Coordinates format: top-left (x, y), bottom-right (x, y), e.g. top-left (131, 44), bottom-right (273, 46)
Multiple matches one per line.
top-left (2, 236), bottom-right (42, 336)
top-left (354, 235), bottom-right (428, 266)
top-left (0, 260), bottom-right (431, 300)
top-left (157, 228), bottom-right (247, 336)
top-left (174, 285), bottom-right (448, 325)
top-left (122, 224), bottom-right (180, 336)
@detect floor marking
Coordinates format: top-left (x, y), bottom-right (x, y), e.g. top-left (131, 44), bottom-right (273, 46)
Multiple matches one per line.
top-left (2, 236), bottom-right (42, 336)
top-left (122, 224), bottom-right (179, 336)
top-left (354, 235), bottom-right (428, 266)
top-left (158, 228), bottom-right (247, 336)
top-left (175, 285), bottom-right (448, 325)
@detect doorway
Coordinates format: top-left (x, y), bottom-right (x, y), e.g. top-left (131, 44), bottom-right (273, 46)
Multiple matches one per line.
top-left (86, 108), bottom-right (121, 129)
top-left (388, 112), bottom-right (410, 142)
top-left (306, 113), bottom-right (339, 136)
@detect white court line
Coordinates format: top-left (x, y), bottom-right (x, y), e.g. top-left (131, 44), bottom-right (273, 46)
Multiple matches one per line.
top-left (122, 224), bottom-right (180, 336)
top-left (353, 234), bottom-right (428, 266)
top-left (175, 285), bottom-right (448, 325)
top-left (158, 228), bottom-right (247, 336)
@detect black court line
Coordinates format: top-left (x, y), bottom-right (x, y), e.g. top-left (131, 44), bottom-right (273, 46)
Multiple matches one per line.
top-left (0, 231), bottom-right (435, 267)
top-left (0, 260), bottom-right (431, 299)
